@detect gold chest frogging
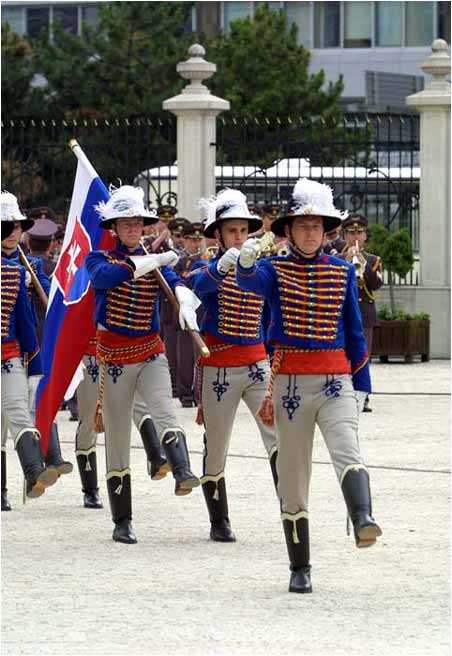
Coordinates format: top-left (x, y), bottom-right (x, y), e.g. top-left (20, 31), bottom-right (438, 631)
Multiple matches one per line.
top-left (218, 270), bottom-right (263, 339)
top-left (105, 257), bottom-right (159, 331)
top-left (274, 260), bottom-right (348, 340)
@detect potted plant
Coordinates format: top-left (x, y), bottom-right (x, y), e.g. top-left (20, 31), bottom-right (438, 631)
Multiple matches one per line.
top-left (366, 225), bottom-right (430, 363)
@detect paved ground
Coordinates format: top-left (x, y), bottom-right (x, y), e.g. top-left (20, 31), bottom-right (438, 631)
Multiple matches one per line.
top-left (2, 360), bottom-right (450, 656)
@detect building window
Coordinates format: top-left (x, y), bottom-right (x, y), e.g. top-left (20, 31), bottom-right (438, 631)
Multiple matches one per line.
top-left (2, 6), bottom-right (25, 35)
top-left (438, 1), bottom-right (451, 43)
top-left (223, 2), bottom-right (252, 29)
top-left (81, 4), bottom-right (99, 25)
top-left (53, 5), bottom-right (78, 34)
top-left (344, 1), bottom-right (372, 47)
top-left (26, 7), bottom-right (50, 39)
top-left (314, 2), bottom-right (340, 47)
top-left (255, 2), bottom-right (283, 11)
top-left (285, 1), bottom-right (312, 47)
top-left (406, 2), bottom-right (434, 46)
top-left (375, 2), bottom-right (403, 46)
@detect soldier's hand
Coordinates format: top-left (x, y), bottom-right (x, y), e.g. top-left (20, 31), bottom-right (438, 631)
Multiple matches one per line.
top-left (130, 251), bottom-right (178, 278)
top-left (239, 238), bottom-right (260, 268)
top-left (175, 286), bottom-right (201, 331)
top-left (25, 271), bottom-right (32, 287)
top-left (217, 247), bottom-right (240, 274)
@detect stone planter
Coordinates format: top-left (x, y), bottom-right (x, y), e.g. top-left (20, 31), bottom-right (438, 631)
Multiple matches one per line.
top-left (371, 319), bottom-right (430, 363)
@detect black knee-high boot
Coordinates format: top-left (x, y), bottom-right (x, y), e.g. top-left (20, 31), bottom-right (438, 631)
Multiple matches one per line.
top-left (45, 424), bottom-right (73, 476)
top-left (270, 450), bottom-right (278, 490)
top-left (1, 450), bottom-right (11, 511)
top-left (282, 513), bottom-right (312, 593)
top-left (106, 473), bottom-right (136, 544)
top-left (161, 430), bottom-right (200, 495)
top-left (202, 476), bottom-right (236, 542)
top-left (341, 466), bottom-right (382, 548)
top-left (15, 430), bottom-right (58, 498)
top-left (139, 418), bottom-right (170, 480)
top-left (76, 451), bottom-right (103, 508)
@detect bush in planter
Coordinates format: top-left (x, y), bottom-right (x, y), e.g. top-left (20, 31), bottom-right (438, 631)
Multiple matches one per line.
top-left (367, 225), bottom-right (414, 316)
top-left (374, 306), bottom-right (430, 362)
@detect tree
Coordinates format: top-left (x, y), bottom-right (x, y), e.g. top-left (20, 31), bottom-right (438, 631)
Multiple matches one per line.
top-left (34, 2), bottom-right (194, 117)
top-left (206, 5), bottom-right (352, 167)
top-left (367, 224), bottom-right (415, 316)
top-left (1, 23), bottom-right (43, 119)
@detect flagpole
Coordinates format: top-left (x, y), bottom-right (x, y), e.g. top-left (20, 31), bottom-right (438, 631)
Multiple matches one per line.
top-left (67, 139), bottom-right (210, 359)
top-left (68, 139), bottom-right (99, 179)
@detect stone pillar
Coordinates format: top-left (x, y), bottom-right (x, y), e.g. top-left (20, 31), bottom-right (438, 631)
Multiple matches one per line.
top-left (406, 40), bottom-right (451, 288)
top-left (163, 44), bottom-right (230, 220)
top-left (405, 40), bottom-right (451, 358)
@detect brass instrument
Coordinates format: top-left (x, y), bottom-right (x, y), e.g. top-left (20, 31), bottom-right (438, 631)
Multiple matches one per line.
top-left (204, 245), bottom-right (219, 260)
top-left (351, 240), bottom-right (365, 279)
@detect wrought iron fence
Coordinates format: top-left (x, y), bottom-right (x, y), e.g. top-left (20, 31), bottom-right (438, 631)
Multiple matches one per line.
top-left (216, 113), bottom-right (420, 252)
top-left (2, 112), bottom-right (420, 282)
top-left (1, 116), bottom-right (177, 215)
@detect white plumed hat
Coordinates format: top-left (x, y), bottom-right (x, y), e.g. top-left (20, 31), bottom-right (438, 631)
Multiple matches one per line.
top-left (1, 191), bottom-right (34, 229)
top-left (95, 185), bottom-right (158, 229)
top-left (271, 178), bottom-right (348, 237)
top-left (199, 188), bottom-right (262, 238)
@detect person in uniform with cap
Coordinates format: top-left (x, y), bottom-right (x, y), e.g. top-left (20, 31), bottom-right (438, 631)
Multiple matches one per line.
top-left (1, 195), bottom-right (72, 482)
top-left (160, 217), bottom-right (190, 397)
top-left (189, 189), bottom-right (277, 543)
top-left (173, 221), bottom-right (206, 407)
top-left (339, 212), bottom-right (383, 412)
top-left (323, 225), bottom-right (347, 256)
top-left (25, 212), bottom-right (59, 341)
top-left (236, 178), bottom-right (382, 594)
top-left (1, 192), bottom-right (59, 507)
top-left (85, 185), bottom-right (200, 544)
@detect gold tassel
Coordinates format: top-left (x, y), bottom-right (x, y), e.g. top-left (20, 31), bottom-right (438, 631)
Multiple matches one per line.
top-left (195, 405), bottom-right (205, 426)
top-left (94, 401), bottom-right (105, 433)
top-left (256, 394), bottom-right (274, 427)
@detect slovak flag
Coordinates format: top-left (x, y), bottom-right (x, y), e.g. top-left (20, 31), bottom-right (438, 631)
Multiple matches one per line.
top-left (35, 143), bottom-right (115, 453)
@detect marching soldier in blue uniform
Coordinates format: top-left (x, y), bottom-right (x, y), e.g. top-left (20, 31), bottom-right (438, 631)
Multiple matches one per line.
top-left (236, 178), bottom-right (382, 594)
top-left (1, 193), bottom-right (59, 506)
top-left (339, 213), bottom-right (383, 412)
top-left (86, 185), bottom-right (200, 544)
top-left (1, 194), bottom-right (73, 479)
top-left (190, 189), bottom-right (277, 543)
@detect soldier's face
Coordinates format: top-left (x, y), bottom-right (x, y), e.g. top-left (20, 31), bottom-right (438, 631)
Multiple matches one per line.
top-left (115, 218), bottom-right (144, 248)
top-left (184, 236), bottom-right (203, 254)
top-left (216, 220), bottom-right (249, 250)
top-left (286, 216), bottom-right (324, 257)
top-left (171, 232), bottom-right (185, 248)
top-left (345, 228), bottom-right (366, 249)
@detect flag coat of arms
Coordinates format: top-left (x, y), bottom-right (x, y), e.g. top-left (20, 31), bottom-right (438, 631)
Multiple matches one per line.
top-left (35, 145), bottom-right (115, 452)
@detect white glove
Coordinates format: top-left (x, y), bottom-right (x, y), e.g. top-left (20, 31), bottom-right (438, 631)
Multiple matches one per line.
top-left (175, 286), bottom-right (201, 331)
top-left (217, 247), bottom-right (240, 275)
top-left (130, 251), bottom-right (178, 279)
top-left (239, 238), bottom-right (260, 268)
top-left (28, 375), bottom-right (42, 418)
top-left (25, 271), bottom-right (32, 287)
top-left (356, 390), bottom-right (367, 413)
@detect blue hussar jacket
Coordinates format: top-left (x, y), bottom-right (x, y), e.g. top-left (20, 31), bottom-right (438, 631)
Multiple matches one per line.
top-left (236, 249), bottom-right (371, 392)
top-left (1, 257), bottom-right (42, 375)
top-left (2, 249), bottom-right (51, 327)
top-left (85, 242), bottom-right (183, 336)
top-left (189, 254), bottom-right (265, 345)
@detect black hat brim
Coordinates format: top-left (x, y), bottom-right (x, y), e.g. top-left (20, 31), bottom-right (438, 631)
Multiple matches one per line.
top-left (271, 214), bottom-right (342, 237)
top-left (203, 216), bottom-right (262, 238)
top-left (1, 223), bottom-right (15, 240)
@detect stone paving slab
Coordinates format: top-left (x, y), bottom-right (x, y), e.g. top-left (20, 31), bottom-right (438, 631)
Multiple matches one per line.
top-left (1, 361), bottom-right (450, 656)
